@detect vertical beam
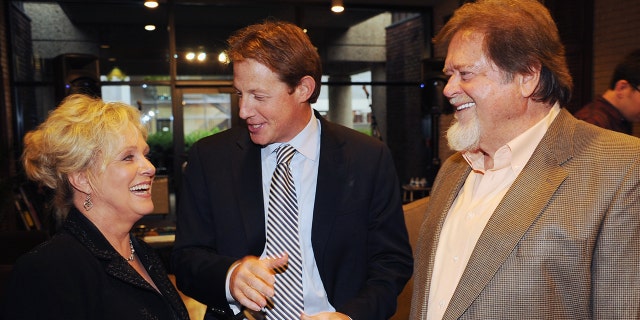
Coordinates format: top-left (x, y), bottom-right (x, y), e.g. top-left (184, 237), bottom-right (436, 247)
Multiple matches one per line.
top-left (328, 75), bottom-right (353, 128)
top-left (168, 0), bottom-right (184, 194)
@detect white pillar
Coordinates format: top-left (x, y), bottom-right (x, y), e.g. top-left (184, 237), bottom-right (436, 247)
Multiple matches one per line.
top-left (328, 75), bottom-right (353, 128)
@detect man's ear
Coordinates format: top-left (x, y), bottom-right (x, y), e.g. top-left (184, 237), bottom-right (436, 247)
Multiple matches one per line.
top-left (68, 171), bottom-right (91, 194)
top-left (296, 76), bottom-right (315, 103)
top-left (614, 79), bottom-right (633, 92)
top-left (519, 67), bottom-right (541, 98)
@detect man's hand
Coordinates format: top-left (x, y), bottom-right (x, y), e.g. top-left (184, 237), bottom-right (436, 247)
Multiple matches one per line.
top-left (300, 311), bottom-right (351, 320)
top-left (229, 254), bottom-right (289, 311)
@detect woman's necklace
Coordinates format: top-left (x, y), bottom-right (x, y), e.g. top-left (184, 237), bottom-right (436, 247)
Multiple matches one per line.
top-left (124, 239), bottom-right (135, 262)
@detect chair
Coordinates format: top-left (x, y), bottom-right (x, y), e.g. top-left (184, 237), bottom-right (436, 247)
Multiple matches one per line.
top-left (390, 196), bottom-right (430, 320)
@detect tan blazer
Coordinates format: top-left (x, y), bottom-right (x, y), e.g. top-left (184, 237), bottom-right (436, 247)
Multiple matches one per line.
top-left (411, 109), bottom-right (640, 319)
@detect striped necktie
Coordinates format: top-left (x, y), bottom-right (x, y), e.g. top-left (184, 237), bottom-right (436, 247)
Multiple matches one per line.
top-left (265, 144), bottom-right (304, 319)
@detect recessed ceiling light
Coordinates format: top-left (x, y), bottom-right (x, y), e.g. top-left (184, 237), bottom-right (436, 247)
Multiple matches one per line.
top-left (145, 24), bottom-right (156, 31)
top-left (331, 0), bottom-right (344, 13)
top-left (144, 1), bottom-right (159, 9)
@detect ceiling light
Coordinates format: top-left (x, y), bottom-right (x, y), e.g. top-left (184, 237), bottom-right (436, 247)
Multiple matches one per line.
top-left (331, 0), bottom-right (344, 13)
top-left (144, 0), bottom-right (158, 9)
top-left (145, 24), bottom-right (156, 31)
top-left (218, 51), bottom-right (229, 63)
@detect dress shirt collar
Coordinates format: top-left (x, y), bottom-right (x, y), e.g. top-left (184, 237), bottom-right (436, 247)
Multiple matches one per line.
top-left (263, 108), bottom-right (320, 162)
top-left (463, 103), bottom-right (561, 174)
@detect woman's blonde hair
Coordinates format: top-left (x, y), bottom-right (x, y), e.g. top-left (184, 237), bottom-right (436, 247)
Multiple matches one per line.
top-left (22, 94), bottom-right (147, 213)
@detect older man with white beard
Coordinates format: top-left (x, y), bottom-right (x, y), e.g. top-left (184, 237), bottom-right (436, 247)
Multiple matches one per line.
top-left (410, 0), bottom-right (640, 320)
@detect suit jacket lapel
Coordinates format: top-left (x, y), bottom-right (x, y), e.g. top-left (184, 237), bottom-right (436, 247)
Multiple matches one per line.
top-left (64, 209), bottom-right (156, 291)
top-left (412, 153), bottom-right (470, 317)
top-left (232, 130), bottom-right (267, 254)
top-left (443, 109), bottom-right (574, 319)
top-left (311, 115), bottom-right (350, 260)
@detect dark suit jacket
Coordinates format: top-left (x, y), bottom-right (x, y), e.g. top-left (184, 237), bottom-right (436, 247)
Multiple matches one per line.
top-left (1, 208), bottom-right (189, 320)
top-left (410, 109), bottom-right (640, 319)
top-left (172, 111), bottom-right (413, 320)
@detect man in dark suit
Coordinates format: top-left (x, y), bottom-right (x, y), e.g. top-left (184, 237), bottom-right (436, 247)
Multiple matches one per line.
top-left (172, 20), bottom-right (413, 320)
top-left (410, 0), bottom-right (640, 319)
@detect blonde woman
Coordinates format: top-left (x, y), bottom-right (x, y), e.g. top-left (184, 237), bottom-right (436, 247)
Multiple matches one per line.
top-left (1, 94), bottom-right (189, 320)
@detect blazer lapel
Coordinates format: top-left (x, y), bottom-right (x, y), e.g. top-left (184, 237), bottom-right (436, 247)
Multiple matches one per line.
top-left (443, 109), bottom-right (574, 319)
top-left (311, 116), bottom-right (350, 260)
top-left (64, 209), bottom-right (157, 291)
top-left (232, 131), bottom-right (267, 254)
top-left (412, 153), bottom-right (470, 318)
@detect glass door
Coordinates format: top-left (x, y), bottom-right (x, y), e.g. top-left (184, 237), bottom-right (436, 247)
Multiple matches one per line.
top-left (181, 89), bottom-right (234, 150)
top-left (172, 87), bottom-right (239, 194)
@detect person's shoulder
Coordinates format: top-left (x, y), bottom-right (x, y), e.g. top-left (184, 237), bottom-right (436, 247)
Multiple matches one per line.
top-left (574, 101), bottom-right (618, 126)
top-left (189, 126), bottom-right (250, 154)
top-left (5, 232), bottom-right (101, 306)
top-left (573, 113), bottom-right (632, 137)
top-left (437, 152), bottom-right (467, 174)
top-left (573, 102), bottom-right (600, 118)
top-left (573, 118), bottom-right (640, 153)
top-left (11, 232), bottom-right (85, 274)
top-left (442, 151), bottom-right (465, 165)
top-left (195, 126), bottom-right (245, 145)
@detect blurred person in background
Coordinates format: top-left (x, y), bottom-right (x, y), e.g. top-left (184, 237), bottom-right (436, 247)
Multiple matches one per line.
top-left (574, 49), bottom-right (640, 134)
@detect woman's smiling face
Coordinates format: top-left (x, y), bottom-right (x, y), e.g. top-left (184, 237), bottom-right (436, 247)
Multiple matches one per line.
top-left (91, 126), bottom-right (156, 219)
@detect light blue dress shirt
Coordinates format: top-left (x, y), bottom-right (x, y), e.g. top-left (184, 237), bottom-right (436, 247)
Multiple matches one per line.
top-left (259, 111), bottom-right (335, 315)
top-left (226, 110), bottom-right (335, 316)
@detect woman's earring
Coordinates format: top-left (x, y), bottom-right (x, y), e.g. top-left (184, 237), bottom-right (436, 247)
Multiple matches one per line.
top-left (83, 194), bottom-right (93, 211)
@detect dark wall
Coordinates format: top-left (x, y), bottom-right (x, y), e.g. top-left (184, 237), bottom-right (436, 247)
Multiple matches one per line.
top-left (1, 1), bottom-right (18, 231)
top-left (386, 15), bottom-right (429, 187)
top-left (546, 0), bottom-right (594, 113)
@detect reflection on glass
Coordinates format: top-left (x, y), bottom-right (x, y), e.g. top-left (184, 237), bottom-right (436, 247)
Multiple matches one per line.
top-left (182, 92), bottom-right (232, 150)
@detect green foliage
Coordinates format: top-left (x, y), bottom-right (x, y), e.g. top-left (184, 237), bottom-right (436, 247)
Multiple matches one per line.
top-left (147, 127), bottom-right (224, 153)
top-left (356, 127), bottom-right (372, 136)
top-left (185, 127), bottom-right (222, 150)
top-left (147, 131), bottom-right (173, 153)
